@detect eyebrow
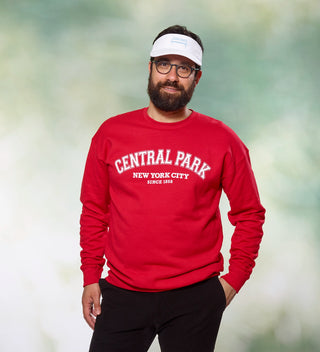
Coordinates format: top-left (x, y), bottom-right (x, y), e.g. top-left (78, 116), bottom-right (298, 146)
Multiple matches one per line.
top-left (157, 57), bottom-right (193, 66)
top-left (157, 57), bottom-right (170, 62)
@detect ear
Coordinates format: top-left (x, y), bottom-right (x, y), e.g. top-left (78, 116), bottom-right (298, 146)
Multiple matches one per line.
top-left (194, 70), bottom-right (202, 86)
top-left (148, 61), bottom-right (152, 73)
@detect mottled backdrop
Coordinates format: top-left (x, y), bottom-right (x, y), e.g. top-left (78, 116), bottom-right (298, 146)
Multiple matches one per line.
top-left (1, 0), bottom-right (319, 351)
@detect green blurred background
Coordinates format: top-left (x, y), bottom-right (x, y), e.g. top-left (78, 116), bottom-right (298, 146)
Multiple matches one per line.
top-left (1, 0), bottom-right (319, 351)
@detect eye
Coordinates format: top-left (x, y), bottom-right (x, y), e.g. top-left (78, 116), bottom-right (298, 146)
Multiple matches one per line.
top-left (158, 61), bottom-right (170, 68)
top-left (178, 65), bottom-right (191, 73)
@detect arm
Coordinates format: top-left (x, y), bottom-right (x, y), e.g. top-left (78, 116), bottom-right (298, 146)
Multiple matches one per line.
top-left (221, 144), bottom-right (265, 293)
top-left (80, 134), bottom-right (109, 326)
top-left (80, 133), bottom-right (110, 288)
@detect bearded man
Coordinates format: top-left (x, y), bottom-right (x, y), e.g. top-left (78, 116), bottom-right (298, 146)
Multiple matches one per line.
top-left (79, 24), bottom-right (265, 352)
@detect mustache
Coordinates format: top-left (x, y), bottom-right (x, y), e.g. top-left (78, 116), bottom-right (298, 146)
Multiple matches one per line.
top-left (159, 80), bottom-right (182, 90)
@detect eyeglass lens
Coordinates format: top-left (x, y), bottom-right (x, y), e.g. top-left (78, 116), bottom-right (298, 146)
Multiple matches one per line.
top-left (155, 61), bottom-right (193, 78)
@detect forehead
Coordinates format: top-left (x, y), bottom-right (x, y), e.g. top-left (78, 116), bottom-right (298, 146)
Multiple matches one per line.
top-left (155, 54), bottom-right (196, 66)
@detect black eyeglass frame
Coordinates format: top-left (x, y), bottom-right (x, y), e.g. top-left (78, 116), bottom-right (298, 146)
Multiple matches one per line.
top-left (150, 59), bottom-right (200, 78)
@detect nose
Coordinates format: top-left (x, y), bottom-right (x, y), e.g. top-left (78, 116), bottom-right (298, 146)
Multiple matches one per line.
top-left (167, 64), bottom-right (179, 81)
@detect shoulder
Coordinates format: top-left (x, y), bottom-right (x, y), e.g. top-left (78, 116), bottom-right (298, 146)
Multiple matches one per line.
top-left (99, 108), bottom-right (145, 130)
top-left (193, 111), bottom-right (245, 144)
top-left (92, 108), bottom-right (145, 139)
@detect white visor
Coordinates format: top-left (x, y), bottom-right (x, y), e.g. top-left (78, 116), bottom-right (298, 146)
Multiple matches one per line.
top-left (150, 33), bottom-right (202, 66)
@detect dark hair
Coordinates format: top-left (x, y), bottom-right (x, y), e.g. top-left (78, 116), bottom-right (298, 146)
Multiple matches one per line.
top-left (151, 25), bottom-right (203, 70)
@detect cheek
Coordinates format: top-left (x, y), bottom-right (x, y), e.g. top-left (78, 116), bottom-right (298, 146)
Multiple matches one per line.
top-left (149, 70), bottom-right (163, 86)
top-left (181, 79), bottom-right (195, 91)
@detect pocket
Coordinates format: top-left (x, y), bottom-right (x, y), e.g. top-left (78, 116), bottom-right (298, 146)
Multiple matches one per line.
top-left (216, 277), bottom-right (227, 309)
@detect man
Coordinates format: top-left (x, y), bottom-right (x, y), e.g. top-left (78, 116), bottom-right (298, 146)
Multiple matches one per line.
top-left (80, 25), bottom-right (265, 352)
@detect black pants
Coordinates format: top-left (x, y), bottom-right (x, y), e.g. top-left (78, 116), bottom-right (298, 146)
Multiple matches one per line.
top-left (89, 276), bottom-right (226, 352)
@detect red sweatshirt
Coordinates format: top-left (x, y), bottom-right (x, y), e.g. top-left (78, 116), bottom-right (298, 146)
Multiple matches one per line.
top-left (80, 108), bottom-right (265, 292)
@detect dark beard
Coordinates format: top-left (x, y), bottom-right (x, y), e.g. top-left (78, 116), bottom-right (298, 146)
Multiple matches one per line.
top-left (147, 74), bottom-right (196, 112)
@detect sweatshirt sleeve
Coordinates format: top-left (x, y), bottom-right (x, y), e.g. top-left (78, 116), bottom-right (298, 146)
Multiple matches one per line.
top-left (79, 131), bottom-right (110, 287)
top-left (220, 139), bottom-right (265, 292)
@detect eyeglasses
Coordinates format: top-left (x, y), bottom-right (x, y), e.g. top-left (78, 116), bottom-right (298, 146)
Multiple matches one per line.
top-left (151, 60), bottom-right (200, 78)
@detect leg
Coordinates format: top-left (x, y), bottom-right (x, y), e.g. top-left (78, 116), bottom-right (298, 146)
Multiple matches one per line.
top-left (157, 277), bottom-right (226, 352)
top-left (89, 279), bottom-right (156, 352)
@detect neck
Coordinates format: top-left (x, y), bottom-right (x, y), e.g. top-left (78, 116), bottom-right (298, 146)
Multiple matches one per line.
top-left (147, 102), bottom-right (192, 123)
